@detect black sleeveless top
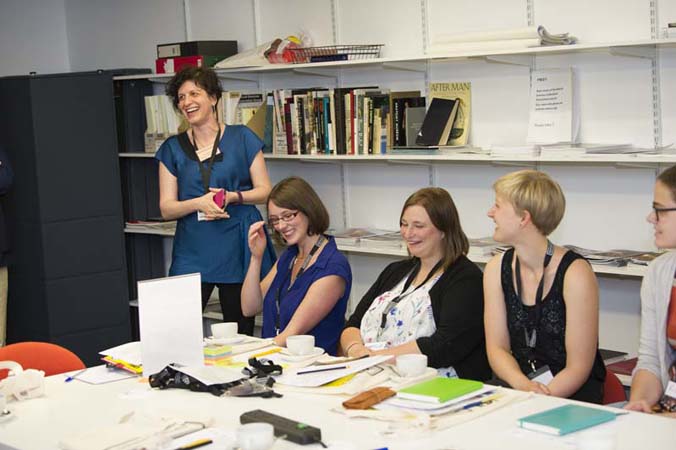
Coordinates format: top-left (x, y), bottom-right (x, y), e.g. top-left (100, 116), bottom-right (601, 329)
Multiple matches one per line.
top-left (501, 248), bottom-right (606, 403)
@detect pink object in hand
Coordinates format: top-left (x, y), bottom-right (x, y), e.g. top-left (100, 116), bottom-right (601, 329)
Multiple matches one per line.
top-left (213, 189), bottom-right (225, 208)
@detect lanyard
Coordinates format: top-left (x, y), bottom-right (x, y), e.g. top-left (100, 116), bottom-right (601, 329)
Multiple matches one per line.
top-left (514, 240), bottom-right (554, 353)
top-left (274, 235), bottom-right (326, 335)
top-left (378, 258), bottom-right (444, 333)
top-left (189, 125), bottom-right (221, 194)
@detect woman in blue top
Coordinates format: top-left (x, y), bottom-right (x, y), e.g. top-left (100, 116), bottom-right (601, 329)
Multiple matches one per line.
top-left (241, 177), bottom-right (352, 355)
top-left (157, 66), bottom-right (276, 335)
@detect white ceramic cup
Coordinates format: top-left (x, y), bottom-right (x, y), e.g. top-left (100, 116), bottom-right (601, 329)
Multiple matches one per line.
top-left (396, 354), bottom-right (428, 377)
top-left (286, 335), bottom-right (315, 355)
top-left (236, 422), bottom-right (275, 450)
top-left (211, 321), bottom-right (238, 339)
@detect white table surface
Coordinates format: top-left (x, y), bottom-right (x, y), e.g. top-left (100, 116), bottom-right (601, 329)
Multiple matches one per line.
top-left (0, 370), bottom-right (674, 450)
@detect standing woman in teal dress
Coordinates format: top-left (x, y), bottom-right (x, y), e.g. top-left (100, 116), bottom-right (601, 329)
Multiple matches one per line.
top-left (156, 66), bottom-right (276, 335)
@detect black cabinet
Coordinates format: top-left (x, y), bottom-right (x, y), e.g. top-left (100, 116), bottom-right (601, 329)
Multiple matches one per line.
top-left (0, 71), bottom-right (131, 365)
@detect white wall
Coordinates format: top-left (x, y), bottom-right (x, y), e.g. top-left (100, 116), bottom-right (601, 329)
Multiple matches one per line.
top-left (0, 0), bottom-right (70, 76)
top-left (54, 0), bottom-right (676, 354)
top-left (64, 0), bottom-right (185, 71)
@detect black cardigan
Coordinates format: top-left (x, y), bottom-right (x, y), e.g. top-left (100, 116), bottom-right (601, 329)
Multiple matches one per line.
top-left (345, 256), bottom-right (491, 381)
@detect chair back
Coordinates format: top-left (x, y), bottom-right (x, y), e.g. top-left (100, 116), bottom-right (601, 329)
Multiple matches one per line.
top-left (602, 369), bottom-right (626, 404)
top-left (0, 342), bottom-right (85, 379)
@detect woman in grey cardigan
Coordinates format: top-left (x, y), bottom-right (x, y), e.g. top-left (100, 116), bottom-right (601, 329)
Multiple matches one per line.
top-left (625, 165), bottom-right (676, 417)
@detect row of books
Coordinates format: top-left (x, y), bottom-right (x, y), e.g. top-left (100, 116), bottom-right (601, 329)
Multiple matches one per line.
top-left (266, 82), bottom-right (472, 155)
top-left (143, 91), bottom-right (266, 152)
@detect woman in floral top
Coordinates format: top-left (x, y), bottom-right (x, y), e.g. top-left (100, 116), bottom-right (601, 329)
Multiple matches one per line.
top-left (340, 188), bottom-right (490, 380)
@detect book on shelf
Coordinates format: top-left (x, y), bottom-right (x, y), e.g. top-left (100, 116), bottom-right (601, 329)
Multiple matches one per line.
top-left (404, 106), bottom-right (426, 147)
top-left (517, 404), bottom-right (617, 436)
top-left (156, 40), bottom-right (238, 59)
top-left (416, 98), bottom-right (459, 146)
top-left (428, 82), bottom-right (471, 146)
top-left (390, 91), bottom-right (423, 147)
top-left (606, 357), bottom-right (638, 376)
top-left (599, 348), bottom-right (628, 365)
top-left (396, 377), bottom-right (484, 404)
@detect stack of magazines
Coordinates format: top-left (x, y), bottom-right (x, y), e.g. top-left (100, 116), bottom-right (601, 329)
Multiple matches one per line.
top-left (360, 231), bottom-right (405, 250)
top-left (125, 220), bottom-right (177, 234)
top-left (329, 228), bottom-right (395, 247)
top-left (564, 245), bottom-right (646, 267)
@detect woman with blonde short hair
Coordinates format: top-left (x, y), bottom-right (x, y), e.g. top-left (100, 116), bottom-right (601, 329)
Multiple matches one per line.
top-left (483, 170), bottom-right (606, 402)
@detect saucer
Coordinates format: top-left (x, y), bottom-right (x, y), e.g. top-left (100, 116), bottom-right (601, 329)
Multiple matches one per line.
top-left (205, 335), bottom-right (247, 345)
top-left (279, 347), bottom-right (325, 361)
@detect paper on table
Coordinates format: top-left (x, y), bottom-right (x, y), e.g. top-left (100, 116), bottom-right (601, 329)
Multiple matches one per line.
top-left (75, 366), bottom-right (138, 385)
top-left (138, 274), bottom-right (205, 376)
top-left (99, 341), bottom-right (142, 366)
top-left (171, 364), bottom-right (243, 386)
top-left (274, 355), bottom-right (392, 387)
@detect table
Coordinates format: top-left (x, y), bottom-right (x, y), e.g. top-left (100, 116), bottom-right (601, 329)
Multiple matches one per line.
top-left (0, 371), bottom-right (674, 450)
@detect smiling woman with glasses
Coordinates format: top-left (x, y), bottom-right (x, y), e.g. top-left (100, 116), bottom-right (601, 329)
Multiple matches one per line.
top-left (625, 165), bottom-right (676, 418)
top-left (241, 177), bottom-right (352, 355)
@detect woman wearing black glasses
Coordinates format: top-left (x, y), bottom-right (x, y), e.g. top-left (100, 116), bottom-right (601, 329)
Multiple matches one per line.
top-left (625, 165), bottom-right (676, 418)
top-left (339, 187), bottom-right (490, 380)
top-left (241, 177), bottom-right (352, 355)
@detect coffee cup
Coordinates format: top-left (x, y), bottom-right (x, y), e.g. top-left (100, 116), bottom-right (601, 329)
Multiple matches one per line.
top-left (396, 354), bottom-right (428, 377)
top-left (236, 422), bottom-right (274, 450)
top-left (286, 335), bottom-right (315, 355)
top-left (211, 322), bottom-right (238, 339)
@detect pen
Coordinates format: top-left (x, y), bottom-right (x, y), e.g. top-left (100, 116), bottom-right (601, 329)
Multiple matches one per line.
top-left (64, 368), bottom-right (88, 383)
top-left (297, 365), bottom-right (347, 375)
top-left (173, 438), bottom-right (213, 450)
top-left (251, 347), bottom-right (283, 359)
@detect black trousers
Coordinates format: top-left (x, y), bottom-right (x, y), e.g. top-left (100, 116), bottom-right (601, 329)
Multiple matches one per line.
top-left (201, 282), bottom-right (254, 336)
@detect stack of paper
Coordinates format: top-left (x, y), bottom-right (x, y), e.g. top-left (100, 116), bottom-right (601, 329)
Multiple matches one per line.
top-left (429, 25), bottom-right (577, 54)
top-left (564, 245), bottom-right (646, 267)
top-left (488, 144), bottom-right (540, 157)
top-left (99, 342), bottom-right (143, 375)
top-left (204, 345), bottom-right (232, 366)
top-left (329, 228), bottom-right (394, 247)
top-left (359, 231), bottom-right (404, 250)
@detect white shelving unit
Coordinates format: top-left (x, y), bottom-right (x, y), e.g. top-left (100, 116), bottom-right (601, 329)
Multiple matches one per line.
top-left (123, 227), bottom-right (648, 279)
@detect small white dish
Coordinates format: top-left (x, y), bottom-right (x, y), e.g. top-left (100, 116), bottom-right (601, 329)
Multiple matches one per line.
top-left (279, 347), bottom-right (324, 361)
top-left (204, 335), bottom-right (247, 345)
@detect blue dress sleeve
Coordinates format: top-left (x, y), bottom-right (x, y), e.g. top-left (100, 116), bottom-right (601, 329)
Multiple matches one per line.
top-left (155, 138), bottom-right (177, 176)
top-left (318, 251), bottom-right (352, 288)
top-left (242, 126), bottom-right (264, 167)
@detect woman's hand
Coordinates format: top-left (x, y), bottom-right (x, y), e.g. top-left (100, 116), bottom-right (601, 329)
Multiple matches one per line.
top-left (248, 221), bottom-right (268, 259)
top-left (515, 378), bottom-right (551, 395)
top-left (346, 342), bottom-right (371, 358)
top-left (624, 399), bottom-right (654, 413)
top-left (199, 189), bottom-right (229, 220)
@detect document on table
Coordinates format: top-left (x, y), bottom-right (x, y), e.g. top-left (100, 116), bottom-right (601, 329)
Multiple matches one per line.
top-left (75, 365), bottom-right (138, 384)
top-left (99, 341), bottom-right (142, 365)
top-left (274, 355), bottom-right (391, 387)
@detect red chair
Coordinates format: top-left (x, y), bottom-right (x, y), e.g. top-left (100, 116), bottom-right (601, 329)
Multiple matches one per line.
top-left (602, 369), bottom-right (627, 404)
top-left (0, 342), bottom-right (85, 380)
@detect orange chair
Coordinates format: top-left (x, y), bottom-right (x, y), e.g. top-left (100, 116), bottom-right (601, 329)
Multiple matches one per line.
top-left (602, 369), bottom-right (627, 404)
top-left (0, 342), bottom-right (85, 380)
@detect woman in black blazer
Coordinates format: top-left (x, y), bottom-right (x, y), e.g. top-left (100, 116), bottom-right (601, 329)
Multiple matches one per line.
top-left (340, 187), bottom-right (490, 381)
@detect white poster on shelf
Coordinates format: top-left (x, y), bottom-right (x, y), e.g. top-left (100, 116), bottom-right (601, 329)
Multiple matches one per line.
top-left (138, 273), bottom-right (204, 375)
top-left (527, 68), bottom-right (575, 144)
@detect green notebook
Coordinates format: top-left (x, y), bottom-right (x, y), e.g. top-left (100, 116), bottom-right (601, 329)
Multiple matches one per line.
top-left (396, 377), bottom-right (483, 404)
top-left (518, 404), bottom-right (617, 436)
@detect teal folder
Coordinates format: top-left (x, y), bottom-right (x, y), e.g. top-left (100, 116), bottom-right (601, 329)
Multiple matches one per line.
top-left (518, 404), bottom-right (617, 435)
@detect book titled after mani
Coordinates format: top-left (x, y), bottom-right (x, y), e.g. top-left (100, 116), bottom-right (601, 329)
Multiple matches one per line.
top-left (517, 404), bottom-right (617, 435)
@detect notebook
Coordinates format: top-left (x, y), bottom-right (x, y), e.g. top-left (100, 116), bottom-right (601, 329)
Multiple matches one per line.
top-left (396, 377), bottom-right (483, 404)
top-left (517, 404), bottom-right (617, 435)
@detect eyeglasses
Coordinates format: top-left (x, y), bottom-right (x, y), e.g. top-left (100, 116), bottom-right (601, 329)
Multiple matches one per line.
top-left (653, 206), bottom-right (676, 221)
top-left (268, 211), bottom-right (299, 228)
